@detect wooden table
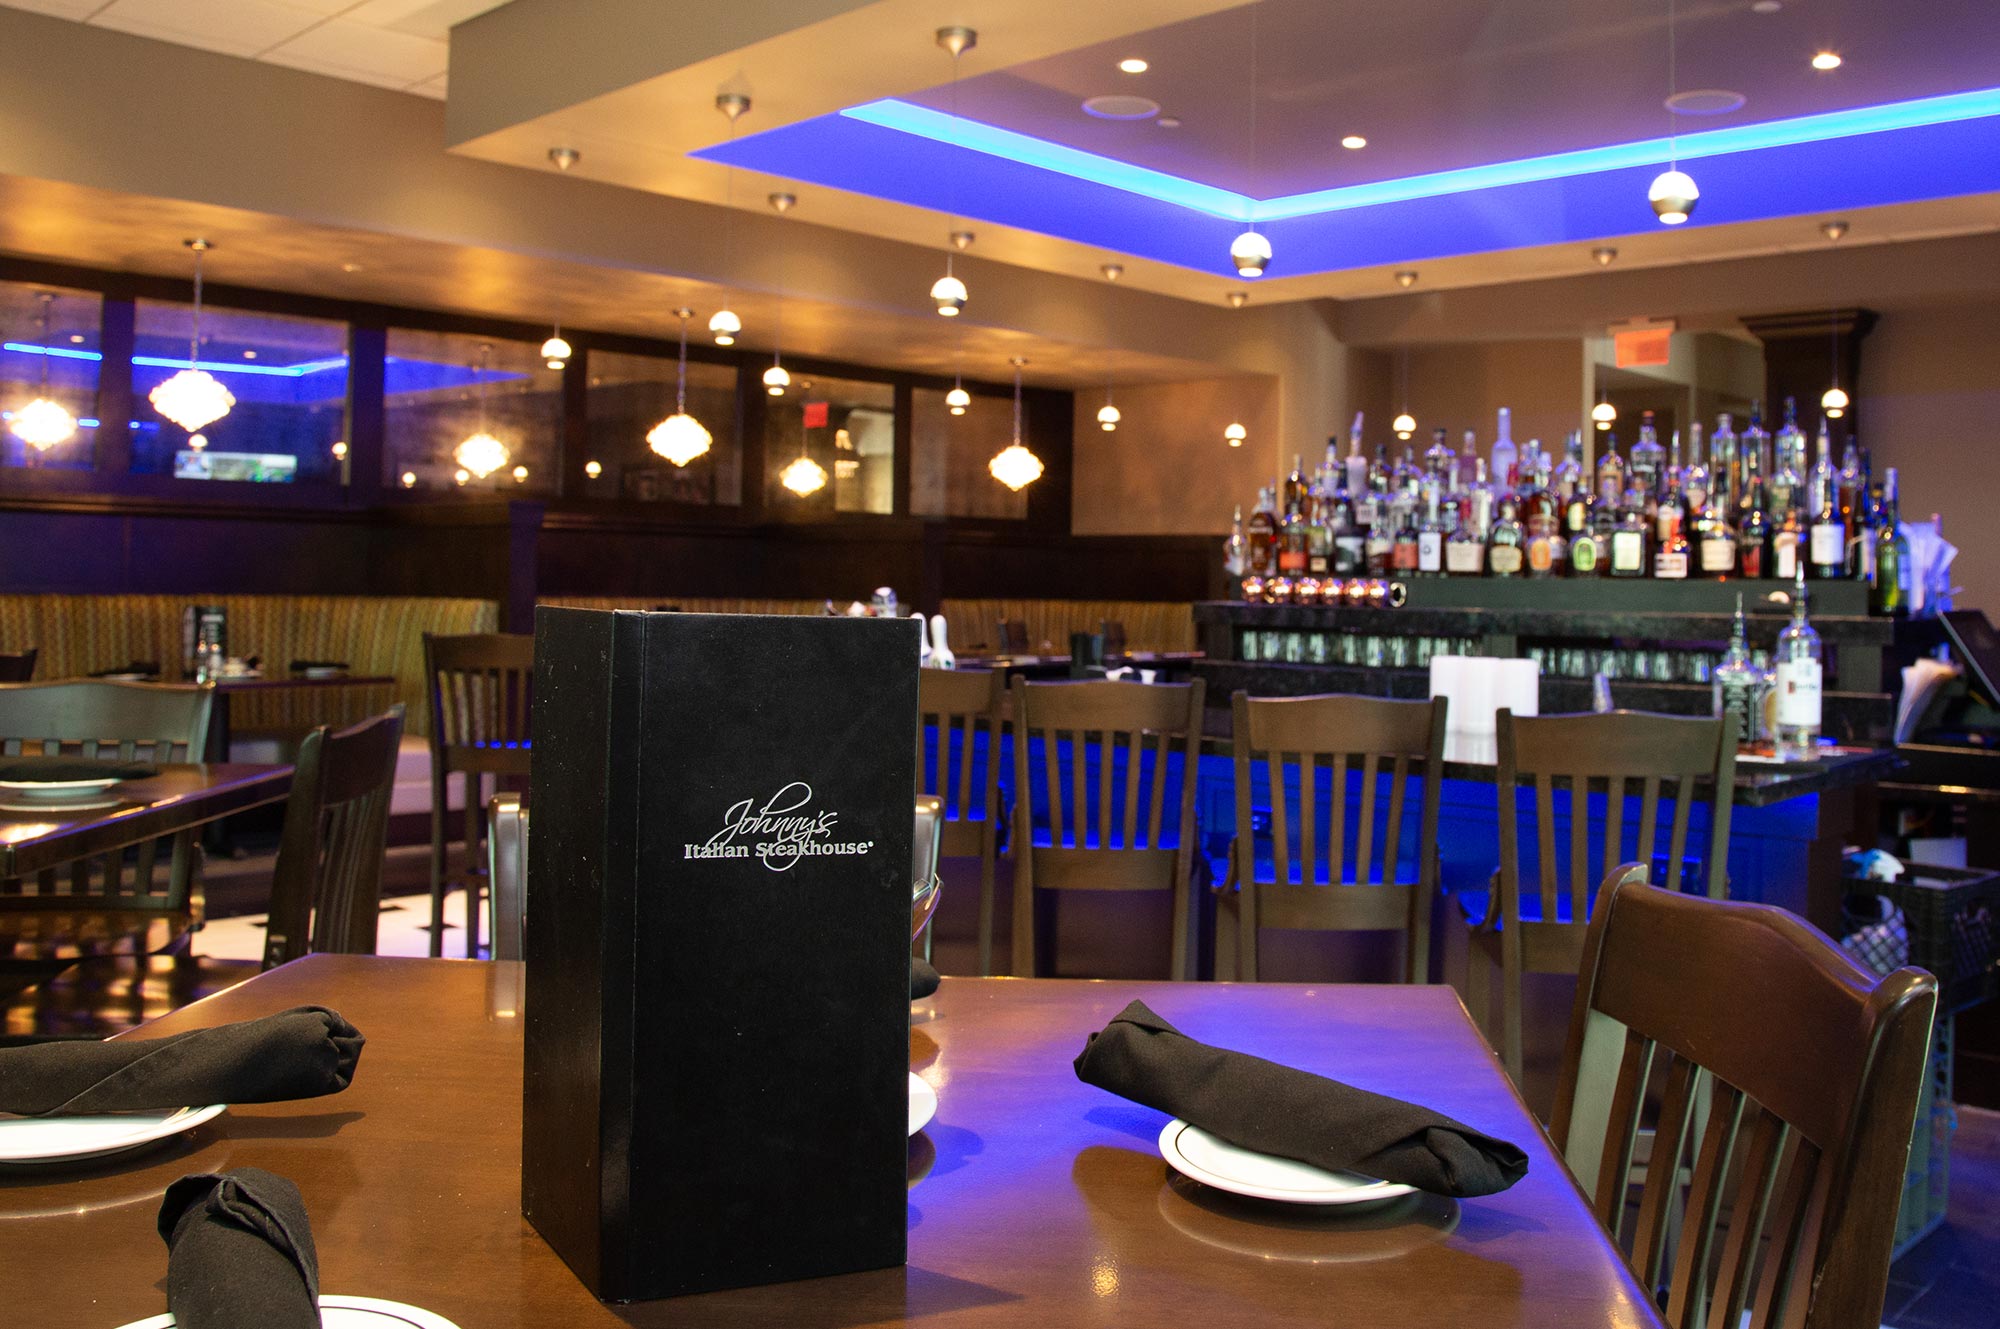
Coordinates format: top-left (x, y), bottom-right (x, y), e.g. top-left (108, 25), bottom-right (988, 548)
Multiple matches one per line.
top-left (0, 957), bottom-right (1662, 1328)
top-left (0, 763), bottom-right (292, 879)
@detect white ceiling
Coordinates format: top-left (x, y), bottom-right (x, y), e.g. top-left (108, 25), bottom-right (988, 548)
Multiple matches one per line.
top-left (0, 0), bottom-right (505, 97)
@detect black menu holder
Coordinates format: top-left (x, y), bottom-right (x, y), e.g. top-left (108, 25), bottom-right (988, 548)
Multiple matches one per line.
top-left (523, 607), bottom-right (920, 1302)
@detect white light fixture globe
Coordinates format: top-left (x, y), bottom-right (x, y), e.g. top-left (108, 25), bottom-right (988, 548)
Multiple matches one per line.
top-left (988, 443), bottom-right (1045, 491)
top-left (649, 413), bottom-right (713, 466)
top-left (453, 431), bottom-right (510, 479)
top-left (151, 368), bottom-right (236, 433)
top-left (1229, 229), bottom-right (1272, 278)
top-left (584, 460), bottom-right (603, 478)
top-left (10, 396), bottom-right (77, 450)
top-left (1821, 386), bottom-right (1850, 419)
top-left (780, 452), bottom-right (828, 496)
top-left (1392, 412), bottom-right (1417, 439)
top-left (709, 308), bottom-right (741, 346)
top-left (540, 333), bottom-right (571, 368)
top-left (399, 470), bottom-right (416, 488)
top-left (945, 384), bottom-right (971, 415)
top-left (454, 468), bottom-right (470, 485)
top-left (763, 363), bottom-right (791, 396)
top-left (1224, 422), bottom-right (1247, 447)
top-left (187, 432), bottom-right (208, 451)
top-left (931, 272), bottom-right (968, 316)
top-left (1648, 169), bottom-right (1699, 225)
top-left (512, 465), bottom-right (529, 483)
top-left (1097, 402), bottom-right (1121, 431)
top-left (1592, 400), bottom-right (1618, 430)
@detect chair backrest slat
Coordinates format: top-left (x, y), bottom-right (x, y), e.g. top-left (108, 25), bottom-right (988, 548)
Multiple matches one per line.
top-left (1265, 748), bottom-right (1290, 885)
top-left (1593, 1026), bottom-right (1657, 1236)
top-left (916, 669), bottom-right (1003, 830)
top-left (1666, 774), bottom-right (1695, 894)
top-left (1326, 752), bottom-right (1347, 886)
top-left (1300, 754), bottom-right (1320, 885)
top-left (1662, 1078), bottom-right (1748, 1327)
top-left (0, 680), bottom-right (213, 765)
top-left (1629, 1054), bottom-right (1701, 1291)
top-left (1353, 752), bottom-right (1379, 891)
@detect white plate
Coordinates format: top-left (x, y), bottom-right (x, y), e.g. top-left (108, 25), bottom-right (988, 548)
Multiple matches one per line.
top-left (0, 777), bottom-right (122, 799)
top-left (0, 1105), bottom-right (226, 1166)
top-left (97, 673), bottom-right (151, 683)
top-left (303, 667), bottom-right (345, 679)
top-left (114, 1294), bottom-right (462, 1329)
top-left (908, 1072), bottom-right (936, 1136)
top-left (0, 798), bottom-right (120, 814)
top-left (1158, 1120), bottom-right (1418, 1207)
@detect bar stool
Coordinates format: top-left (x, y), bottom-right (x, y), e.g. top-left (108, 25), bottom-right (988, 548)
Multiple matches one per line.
top-left (917, 668), bottom-right (1007, 974)
top-left (1466, 708), bottom-right (1737, 1081)
top-left (1009, 677), bottom-right (1205, 979)
top-left (423, 632), bottom-right (533, 957)
top-left (1224, 692), bottom-right (1446, 982)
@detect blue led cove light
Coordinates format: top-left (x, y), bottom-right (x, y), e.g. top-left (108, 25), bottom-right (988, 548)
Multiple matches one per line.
top-left (838, 85), bottom-right (2000, 221)
top-left (5, 342), bottom-right (349, 377)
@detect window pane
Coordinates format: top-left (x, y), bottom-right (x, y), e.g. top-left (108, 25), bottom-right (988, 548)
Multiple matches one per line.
top-left (910, 387), bottom-right (1028, 519)
top-left (1, 282), bottom-right (102, 472)
top-left (764, 373), bottom-right (895, 515)
top-left (385, 330), bottom-right (560, 494)
top-left (132, 301), bottom-right (348, 483)
top-left (583, 349), bottom-right (740, 504)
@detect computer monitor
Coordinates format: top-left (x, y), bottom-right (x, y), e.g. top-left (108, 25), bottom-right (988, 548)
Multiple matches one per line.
top-left (1940, 610), bottom-right (2000, 709)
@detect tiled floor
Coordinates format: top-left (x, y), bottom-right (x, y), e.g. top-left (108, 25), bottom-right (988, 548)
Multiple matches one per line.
top-left (1884, 1102), bottom-right (2000, 1329)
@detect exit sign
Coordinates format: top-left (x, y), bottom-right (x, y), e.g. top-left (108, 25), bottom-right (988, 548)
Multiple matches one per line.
top-left (1614, 328), bottom-right (1672, 367)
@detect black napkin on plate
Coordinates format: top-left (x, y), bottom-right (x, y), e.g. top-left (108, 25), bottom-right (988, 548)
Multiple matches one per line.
top-left (287, 660), bottom-right (349, 673)
top-left (1074, 1000), bottom-right (1528, 1198)
top-left (0, 755), bottom-right (156, 783)
top-left (910, 958), bottom-right (941, 1000)
top-left (89, 660), bottom-right (161, 679)
top-left (0, 1006), bottom-right (363, 1116)
top-left (158, 1168), bottom-right (320, 1329)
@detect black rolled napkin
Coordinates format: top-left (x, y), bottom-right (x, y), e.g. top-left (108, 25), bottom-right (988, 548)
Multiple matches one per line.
top-left (910, 958), bottom-right (941, 1000)
top-left (0, 755), bottom-right (157, 783)
top-left (1074, 1000), bottom-right (1528, 1198)
top-left (158, 1168), bottom-right (320, 1329)
top-left (287, 660), bottom-right (350, 673)
top-left (0, 1006), bottom-right (363, 1117)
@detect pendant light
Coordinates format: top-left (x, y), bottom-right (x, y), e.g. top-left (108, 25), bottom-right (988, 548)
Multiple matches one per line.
top-left (1228, 6), bottom-right (1270, 277)
top-left (779, 406), bottom-right (828, 496)
top-left (1097, 362), bottom-right (1120, 432)
top-left (1224, 422), bottom-right (1247, 447)
top-left (452, 342), bottom-right (509, 479)
top-left (763, 191), bottom-right (793, 396)
top-left (10, 293), bottom-right (78, 451)
top-left (931, 28), bottom-right (977, 315)
top-left (540, 317), bottom-right (571, 369)
top-left (1821, 311), bottom-right (1848, 419)
top-left (648, 308), bottom-right (714, 465)
top-left (989, 357), bottom-right (1044, 490)
top-left (945, 380), bottom-right (971, 415)
top-left (149, 239), bottom-right (236, 434)
top-left (1391, 347), bottom-right (1415, 438)
top-left (709, 93), bottom-right (749, 345)
top-left (1592, 399), bottom-right (1618, 430)
top-left (1649, 0), bottom-right (1699, 225)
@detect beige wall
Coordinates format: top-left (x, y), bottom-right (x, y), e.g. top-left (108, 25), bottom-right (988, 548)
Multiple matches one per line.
top-left (1072, 375), bottom-right (1282, 536)
top-left (1349, 340), bottom-right (1584, 468)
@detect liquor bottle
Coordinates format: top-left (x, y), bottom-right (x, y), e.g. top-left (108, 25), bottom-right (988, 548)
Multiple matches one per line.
top-left (1553, 431), bottom-right (1584, 505)
top-left (1363, 483), bottom-right (1393, 575)
top-left (1871, 467), bottom-right (1909, 616)
top-left (1653, 509), bottom-right (1690, 580)
top-left (1682, 422), bottom-right (1709, 515)
top-left (1444, 494), bottom-right (1486, 576)
top-left (1279, 493), bottom-right (1309, 578)
top-left (1344, 415), bottom-right (1369, 500)
top-left (1364, 445), bottom-right (1391, 523)
top-left (1595, 432), bottom-right (1626, 506)
top-left (1697, 487), bottom-right (1737, 577)
top-left (1806, 421), bottom-right (1845, 579)
top-left (1390, 497), bottom-right (1421, 575)
top-left (1422, 427), bottom-right (1456, 482)
top-left (1329, 478), bottom-right (1363, 576)
top-left (1664, 426), bottom-right (1685, 502)
top-left (1608, 490), bottom-right (1650, 578)
top-left (1284, 453), bottom-right (1309, 515)
top-left (1709, 412), bottom-right (1738, 514)
top-left (1837, 436), bottom-right (1865, 577)
top-left (1486, 494), bottom-right (1525, 577)
top-left (1774, 396), bottom-right (1806, 486)
top-left (1655, 463), bottom-right (1687, 546)
top-left (1247, 485), bottom-right (1278, 578)
top-left (1712, 593), bottom-right (1761, 746)
top-left (1224, 505), bottom-right (1249, 580)
top-left (1490, 407), bottom-right (1518, 493)
top-left (1629, 411), bottom-right (1666, 500)
top-left (1561, 457), bottom-right (1594, 549)
top-left (1416, 480), bottom-right (1446, 576)
top-left (1466, 456), bottom-right (1496, 543)
top-left (1567, 509), bottom-right (1604, 577)
top-left (1520, 450), bottom-right (1562, 577)
top-left (1770, 496), bottom-right (1803, 582)
top-left (1750, 648), bottom-right (1775, 745)
top-left (1768, 414), bottom-right (1803, 519)
top-left (1772, 571), bottom-right (1823, 760)
top-left (1741, 401), bottom-right (1771, 506)
top-left (1736, 478), bottom-right (1769, 578)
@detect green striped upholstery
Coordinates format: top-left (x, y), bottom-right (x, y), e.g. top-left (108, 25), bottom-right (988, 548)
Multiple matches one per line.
top-left (938, 600), bottom-right (1196, 655)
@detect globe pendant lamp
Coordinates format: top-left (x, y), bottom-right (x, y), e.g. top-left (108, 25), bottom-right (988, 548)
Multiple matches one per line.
top-left (931, 264), bottom-right (968, 316)
top-left (149, 239), bottom-right (236, 434)
top-left (1227, 7), bottom-right (1271, 278)
top-left (11, 292), bottom-right (77, 451)
top-left (1592, 400), bottom-right (1618, 430)
top-left (989, 357), bottom-right (1044, 491)
top-left (1650, 0), bottom-right (1699, 225)
top-left (1821, 386), bottom-right (1849, 420)
top-left (540, 321), bottom-right (571, 369)
top-left (931, 30), bottom-right (977, 313)
top-left (648, 308), bottom-right (713, 466)
top-left (1224, 422), bottom-right (1247, 447)
top-left (1819, 310), bottom-right (1848, 420)
top-left (945, 380), bottom-right (970, 415)
top-left (1097, 377), bottom-right (1120, 432)
top-left (452, 342), bottom-right (510, 480)
top-left (710, 92), bottom-right (750, 345)
top-left (1392, 413), bottom-right (1417, 440)
top-left (763, 358), bottom-right (791, 396)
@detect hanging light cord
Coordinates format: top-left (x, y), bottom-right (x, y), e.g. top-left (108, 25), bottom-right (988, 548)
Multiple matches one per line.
top-left (946, 41), bottom-right (963, 280)
top-left (1012, 362), bottom-right (1024, 444)
top-left (36, 295), bottom-right (53, 394)
top-left (188, 246), bottom-right (204, 367)
top-left (676, 313), bottom-right (690, 413)
top-left (1243, 5), bottom-right (1259, 239)
top-left (476, 343), bottom-right (491, 432)
top-left (1666, 0), bottom-right (1679, 170)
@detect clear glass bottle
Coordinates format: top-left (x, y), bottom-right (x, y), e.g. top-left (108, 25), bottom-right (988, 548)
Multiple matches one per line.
top-left (1682, 422), bottom-right (1709, 515)
top-left (1416, 479), bottom-right (1446, 576)
top-left (1710, 412), bottom-right (1739, 514)
top-left (1806, 420), bottom-right (1845, 579)
top-left (1774, 396), bottom-right (1806, 485)
top-left (1773, 571), bottom-right (1823, 760)
top-left (1466, 456), bottom-right (1496, 543)
top-left (1595, 431), bottom-right (1626, 507)
top-left (1489, 407), bottom-right (1518, 494)
top-left (1771, 497), bottom-right (1803, 583)
top-left (1712, 593), bottom-right (1761, 746)
top-left (1553, 430), bottom-right (1585, 505)
top-left (1345, 416), bottom-right (1370, 499)
top-left (1629, 411), bottom-right (1666, 499)
top-left (1224, 504), bottom-right (1248, 579)
top-left (1741, 401), bottom-right (1771, 506)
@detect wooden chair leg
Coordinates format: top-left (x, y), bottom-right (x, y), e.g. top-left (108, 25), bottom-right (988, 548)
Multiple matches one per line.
top-left (1169, 869), bottom-right (1191, 982)
top-left (461, 774), bottom-right (483, 958)
top-left (1010, 856), bottom-right (1034, 979)
top-left (1500, 925), bottom-right (1525, 1084)
top-left (977, 827), bottom-right (996, 978)
top-left (427, 772), bottom-right (448, 959)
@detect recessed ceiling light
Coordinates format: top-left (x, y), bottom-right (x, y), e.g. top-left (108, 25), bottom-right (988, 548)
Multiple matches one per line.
top-left (1341, 135), bottom-right (1367, 150)
top-left (1751, 1), bottom-right (1781, 12)
top-left (242, 350), bottom-right (256, 359)
top-left (1226, 291), bottom-right (1248, 308)
top-left (1100, 263), bottom-right (1124, 281)
top-left (1118, 57), bottom-right (1148, 74)
top-left (1666, 88), bottom-right (1747, 115)
top-left (1394, 270), bottom-right (1418, 288)
top-left (1812, 51), bottom-right (1842, 71)
top-left (1155, 115), bottom-right (1182, 129)
top-left (340, 262), bottom-right (362, 273)
top-left (1083, 95), bottom-right (1161, 121)
top-left (1820, 219), bottom-right (1850, 240)
top-left (1592, 246), bottom-right (1619, 266)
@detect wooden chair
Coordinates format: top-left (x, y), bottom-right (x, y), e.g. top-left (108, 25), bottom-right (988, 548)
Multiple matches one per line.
top-left (262, 706), bottom-right (405, 969)
top-left (1227, 692), bottom-right (1446, 982)
top-left (486, 792), bottom-right (527, 964)
top-left (996, 618), bottom-right (1031, 654)
top-left (0, 648), bottom-right (36, 683)
top-left (917, 669), bottom-right (1007, 974)
top-left (1009, 677), bottom-right (1205, 979)
top-left (1468, 708), bottom-right (1737, 1081)
top-left (0, 680), bottom-right (216, 965)
top-left (1551, 865), bottom-right (1936, 1329)
top-left (423, 633), bottom-right (533, 958)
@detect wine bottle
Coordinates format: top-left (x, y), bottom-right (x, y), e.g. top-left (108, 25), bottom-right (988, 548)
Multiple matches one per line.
top-left (1870, 467), bottom-right (1909, 616)
top-left (1806, 421), bottom-right (1844, 579)
top-left (1773, 571), bottom-right (1822, 760)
